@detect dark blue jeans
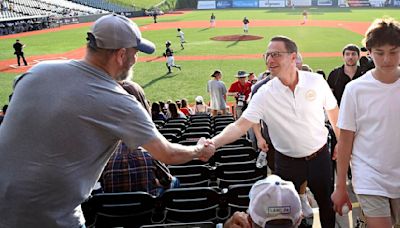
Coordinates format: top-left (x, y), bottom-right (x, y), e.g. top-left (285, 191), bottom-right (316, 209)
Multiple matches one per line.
top-left (274, 144), bottom-right (335, 228)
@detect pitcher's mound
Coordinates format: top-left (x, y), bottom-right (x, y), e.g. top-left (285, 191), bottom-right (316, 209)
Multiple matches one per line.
top-left (210, 34), bottom-right (263, 41)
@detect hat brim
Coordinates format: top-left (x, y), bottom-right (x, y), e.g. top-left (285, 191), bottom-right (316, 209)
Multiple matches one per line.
top-left (137, 38), bottom-right (155, 54)
top-left (236, 74), bottom-right (249, 78)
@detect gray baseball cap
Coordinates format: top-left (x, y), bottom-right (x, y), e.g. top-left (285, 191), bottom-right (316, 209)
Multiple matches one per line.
top-left (88, 14), bottom-right (155, 54)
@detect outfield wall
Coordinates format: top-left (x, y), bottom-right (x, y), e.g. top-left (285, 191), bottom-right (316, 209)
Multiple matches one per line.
top-left (197, 0), bottom-right (333, 8)
top-left (197, 0), bottom-right (397, 8)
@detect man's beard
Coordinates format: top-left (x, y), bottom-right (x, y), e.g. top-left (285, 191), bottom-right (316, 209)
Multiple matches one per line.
top-left (116, 66), bottom-right (133, 82)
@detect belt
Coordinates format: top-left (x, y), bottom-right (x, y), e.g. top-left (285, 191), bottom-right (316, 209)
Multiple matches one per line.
top-left (278, 144), bottom-right (327, 161)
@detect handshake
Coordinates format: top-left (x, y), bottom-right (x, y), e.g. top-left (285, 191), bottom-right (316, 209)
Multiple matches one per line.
top-left (195, 137), bottom-right (216, 162)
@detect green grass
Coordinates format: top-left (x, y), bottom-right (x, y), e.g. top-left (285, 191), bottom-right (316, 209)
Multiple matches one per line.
top-left (1, 8), bottom-right (399, 106)
top-left (143, 27), bottom-right (363, 57)
top-left (0, 27), bottom-right (89, 60)
top-left (0, 73), bottom-right (17, 105)
top-left (155, 8), bottom-right (400, 22)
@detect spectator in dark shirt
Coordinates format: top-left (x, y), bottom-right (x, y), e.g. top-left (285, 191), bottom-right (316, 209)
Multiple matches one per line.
top-left (151, 102), bottom-right (167, 121)
top-left (327, 44), bottom-right (363, 106)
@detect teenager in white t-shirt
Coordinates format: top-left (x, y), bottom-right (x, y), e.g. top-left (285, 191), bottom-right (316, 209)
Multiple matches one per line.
top-left (331, 17), bottom-right (400, 228)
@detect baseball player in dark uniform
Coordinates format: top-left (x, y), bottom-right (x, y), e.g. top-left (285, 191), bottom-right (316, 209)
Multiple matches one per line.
top-left (163, 41), bottom-right (181, 74)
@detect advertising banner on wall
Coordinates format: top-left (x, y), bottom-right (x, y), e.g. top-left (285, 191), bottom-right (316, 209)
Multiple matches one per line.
top-left (216, 0), bottom-right (233, 8)
top-left (317, 0), bottom-right (333, 5)
top-left (232, 0), bottom-right (259, 7)
top-left (198, 1), bottom-right (217, 9)
top-left (292, 0), bottom-right (312, 6)
top-left (259, 0), bottom-right (286, 7)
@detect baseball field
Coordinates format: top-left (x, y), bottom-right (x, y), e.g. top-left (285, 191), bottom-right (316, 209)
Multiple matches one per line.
top-left (0, 8), bottom-right (399, 105)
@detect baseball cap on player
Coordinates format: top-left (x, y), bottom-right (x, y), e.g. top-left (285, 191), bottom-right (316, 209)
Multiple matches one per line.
top-left (87, 13), bottom-right (155, 54)
top-left (248, 175), bottom-right (302, 228)
top-left (235, 70), bottom-right (249, 78)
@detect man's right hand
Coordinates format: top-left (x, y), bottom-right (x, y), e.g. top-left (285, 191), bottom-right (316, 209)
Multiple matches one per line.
top-left (257, 137), bottom-right (269, 152)
top-left (331, 187), bottom-right (352, 216)
top-left (196, 137), bottom-right (215, 162)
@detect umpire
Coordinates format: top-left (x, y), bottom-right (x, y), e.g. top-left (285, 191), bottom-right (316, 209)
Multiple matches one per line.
top-left (13, 39), bottom-right (28, 66)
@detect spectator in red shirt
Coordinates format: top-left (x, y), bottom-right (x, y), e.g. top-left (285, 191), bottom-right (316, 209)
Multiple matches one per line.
top-left (228, 70), bottom-right (252, 118)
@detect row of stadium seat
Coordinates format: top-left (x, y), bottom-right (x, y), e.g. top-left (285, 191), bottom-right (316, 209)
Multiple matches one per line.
top-left (82, 184), bottom-right (254, 227)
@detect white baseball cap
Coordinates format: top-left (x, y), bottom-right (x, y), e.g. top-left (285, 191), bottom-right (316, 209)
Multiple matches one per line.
top-left (248, 175), bottom-right (302, 228)
top-left (195, 96), bottom-right (204, 103)
top-left (88, 14), bottom-right (155, 54)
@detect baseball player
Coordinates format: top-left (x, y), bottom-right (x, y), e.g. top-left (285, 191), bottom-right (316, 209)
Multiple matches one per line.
top-left (163, 41), bottom-right (181, 74)
top-left (177, 28), bottom-right (185, 50)
top-left (210, 13), bottom-right (216, 28)
top-left (301, 10), bottom-right (308, 24)
top-left (243, 17), bottom-right (250, 33)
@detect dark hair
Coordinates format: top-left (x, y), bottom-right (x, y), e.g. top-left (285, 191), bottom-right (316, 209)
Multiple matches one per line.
top-left (181, 99), bottom-right (188, 108)
top-left (270, 36), bottom-right (298, 53)
top-left (315, 69), bottom-right (326, 79)
top-left (168, 103), bottom-right (180, 119)
top-left (151, 102), bottom-right (161, 118)
top-left (2, 105), bottom-right (8, 114)
top-left (342, 44), bottom-right (360, 56)
top-left (363, 17), bottom-right (400, 51)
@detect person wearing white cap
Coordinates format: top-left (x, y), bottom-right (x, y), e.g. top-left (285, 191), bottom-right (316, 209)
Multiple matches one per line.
top-left (194, 95), bottom-right (208, 114)
top-left (227, 70), bottom-right (252, 119)
top-left (211, 35), bottom-right (339, 228)
top-left (0, 14), bottom-right (215, 228)
top-left (224, 175), bottom-right (302, 228)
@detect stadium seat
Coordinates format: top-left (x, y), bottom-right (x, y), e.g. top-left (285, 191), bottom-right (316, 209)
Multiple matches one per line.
top-left (153, 119), bottom-right (165, 127)
top-left (168, 165), bottom-right (211, 188)
top-left (83, 192), bottom-right (156, 228)
top-left (185, 126), bottom-right (212, 134)
top-left (215, 161), bottom-right (267, 189)
top-left (159, 187), bottom-right (225, 223)
top-left (164, 122), bottom-right (187, 130)
top-left (214, 146), bottom-right (257, 164)
top-left (140, 222), bottom-right (215, 228)
top-left (159, 127), bottom-right (183, 137)
top-left (181, 132), bottom-right (211, 141)
top-left (190, 118), bottom-right (211, 124)
top-left (224, 183), bottom-right (253, 216)
top-left (188, 121), bottom-right (211, 128)
top-left (166, 118), bottom-right (188, 124)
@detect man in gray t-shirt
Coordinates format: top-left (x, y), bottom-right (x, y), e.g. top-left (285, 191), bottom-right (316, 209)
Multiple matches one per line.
top-left (207, 70), bottom-right (227, 116)
top-left (0, 14), bottom-right (215, 228)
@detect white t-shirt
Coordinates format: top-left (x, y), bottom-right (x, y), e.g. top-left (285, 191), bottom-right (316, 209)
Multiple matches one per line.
top-left (243, 70), bottom-right (337, 157)
top-left (338, 70), bottom-right (400, 198)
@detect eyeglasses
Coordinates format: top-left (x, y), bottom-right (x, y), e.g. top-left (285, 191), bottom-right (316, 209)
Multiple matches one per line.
top-left (263, 51), bottom-right (292, 61)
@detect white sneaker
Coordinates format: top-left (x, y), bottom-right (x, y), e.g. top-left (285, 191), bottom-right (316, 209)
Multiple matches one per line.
top-left (300, 194), bottom-right (313, 218)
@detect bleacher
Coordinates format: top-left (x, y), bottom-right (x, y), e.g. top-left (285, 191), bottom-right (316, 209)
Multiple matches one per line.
top-left (70, 0), bottom-right (136, 13)
top-left (0, 0), bottom-right (109, 21)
